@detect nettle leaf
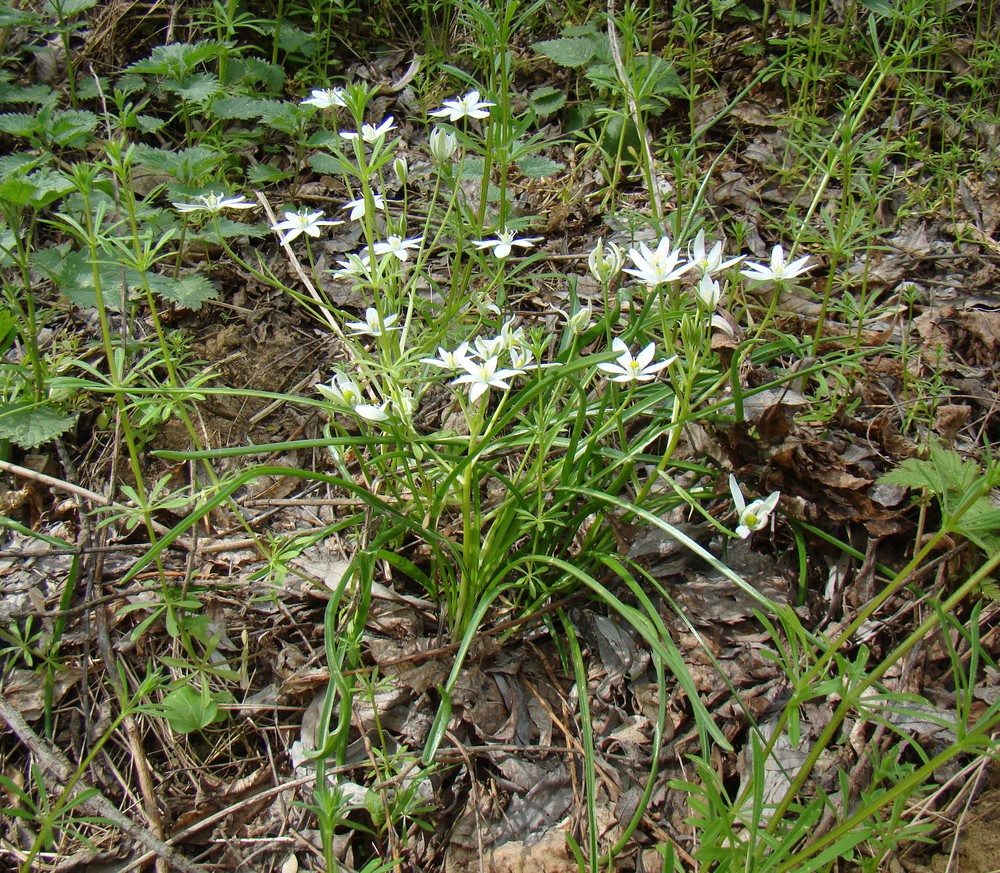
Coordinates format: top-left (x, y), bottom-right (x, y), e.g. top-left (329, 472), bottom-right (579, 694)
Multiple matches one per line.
top-left (210, 95), bottom-right (269, 120)
top-left (528, 86), bottom-right (566, 118)
top-left (160, 686), bottom-right (226, 734)
top-left (0, 175), bottom-right (41, 210)
top-left (0, 154), bottom-right (43, 178)
top-left (43, 0), bottom-right (98, 16)
top-left (126, 40), bottom-right (230, 79)
top-left (273, 22), bottom-right (318, 57)
top-left (532, 36), bottom-right (597, 68)
top-left (229, 57), bottom-right (284, 93)
top-left (47, 109), bottom-right (98, 147)
top-left (34, 248), bottom-right (139, 311)
top-left (148, 274), bottom-right (218, 310)
top-left (27, 167), bottom-right (75, 206)
top-left (879, 443), bottom-right (981, 500)
top-left (0, 113), bottom-right (40, 137)
top-left (0, 5), bottom-right (40, 26)
top-left (459, 156), bottom-right (486, 180)
top-left (247, 163), bottom-right (290, 186)
top-left (259, 101), bottom-right (305, 134)
top-left (193, 217), bottom-right (268, 240)
top-left (586, 57), bottom-right (684, 108)
top-left (516, 156), bottom-right (565, 178)
top-left (169, 73), bottom-right (222, 104)
top-left (0, 402), bottom-right (75, 448)
top-left (310, 152), bottom-right (356, 177)
top-left (0, 83), bottom-right (53, 105)
top-left (133, 145), bottom-right (222, 183)
top-left (136, 114), bottom-right (166, 135)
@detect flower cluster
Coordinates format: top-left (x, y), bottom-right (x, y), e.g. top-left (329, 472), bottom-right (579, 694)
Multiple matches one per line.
top-left (615, 231), bottom-right (814, 314)
top-left (317, 373), bottom-right (389, 422)
top-left (421, 319), bottom-right (531, 403)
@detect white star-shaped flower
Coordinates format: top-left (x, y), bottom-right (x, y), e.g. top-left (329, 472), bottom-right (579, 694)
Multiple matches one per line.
top-left (172, 193), bottom-right (256, 214)
top-left (373, 235), bottom-right (423, 262)
top-left (341, 194), bottom-right (386, 222)
top-left (317, 373), bottom-right (389, 422)
top-left (597, 338), bottom-right (675, 383)
top-left (740, 244), bottom-right (814, 284)
top-left (729, 474), bottom-right (781, 538)
top-left (344, 307), bottom-right (400, 336)
top-left (421, 342), bottom-right (472, 370)
top-left (430, 90), bottom-right (495, 121)
top-left (473, 230), bottom-right (543, 259)
top-left (687, 229), bottom-right (744, 276)
top-left (332, 251), bottom-right (373, 280)
top-left (339, 116), bottom-right (396, 144)
top-left (623, 238), bottom-right (691, 287)
top-left (451, 356), bottom-right (523, 403)
top-left (302, 88), bottom-right (346, 109)
top-left (271, 209), bottom-right (342, 244)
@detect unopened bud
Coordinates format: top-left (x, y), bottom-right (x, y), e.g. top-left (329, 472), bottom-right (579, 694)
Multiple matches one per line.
top-left (393, 156), bottom-right (408, 185)
top-left (429, 126), bottom-right (458, 162)
top-left (568, 304), bottom-right (592, 336)
top-left (694, 274), bottom-right (721, 309)
top-left (588, 240), bottom-right (623, 284)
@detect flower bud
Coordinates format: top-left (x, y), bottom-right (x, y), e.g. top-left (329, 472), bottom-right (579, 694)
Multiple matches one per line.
top-left (393, 156), bottom-right (408, 185)
top-left (694, 274), bottom-right (721, 309)
top-left (568, 303), bottom-right (592, 336)
top-left (394, 388), bottom-right (416, 418)
top-left (429, 126), bottom-right (458, 162)
top-left (588, 240), bottom-right (623, 284)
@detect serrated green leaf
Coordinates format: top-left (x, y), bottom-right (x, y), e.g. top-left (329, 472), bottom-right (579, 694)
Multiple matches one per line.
top-left (0, 113), bottom-right (39, 137)
top-left (34, 248), bottom-right (141, 311)
top-left (160, 686), bottom-right (225, 734)
top-left (516, 156), bottom-right (565, 178)
top-left (247, 163), bottom-right (291, 185)
top-left (528, 86), bottom-right (566, 117)
top-left (560, 23), bottom-right (599, 37)
top-left (879, 444), bottom-right (981, 499)
top-left (274, 22), bottom-right (318, 56)
top-left (136, 115), bottom-right (166, 135)
top-left (48, 109), bottom-right (98, 147)
top-left (125, 40), bottom-right (230, 79)
top-left (44, 0), bottom-right (98, 16)
top-left (0, 84), bottom-right (53, 105)
top-left (210, 95), bottom-right (268, 119)
top-left (133, 145), bottom-right (222, 183)
top-left (26, 167), bottom-right (75, 207)
top-left (148, 274), bottom-right (218, 310)
top-left (169, 73), bottom-right (222, 104)
top-left (258, 101), bottom-right (305, 133)
top-left (459, 156), bottom-right (486, 180)
top-left (0, 402), bottom-right (75, 448)
top-left (532, 36), bottom-right (597, 68)
top-left (858, 0), bottom-right (894, 13)
top-left (0, 6), bottom-right (40, 26)
top-left (310, 152), bottom-right (356, 176)
top-left (0, 154), bottom-right (44, 178)
top-left (192, 217), bottom-right (267, 240)
top-left (232, 57), bottom-right (285, 93)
